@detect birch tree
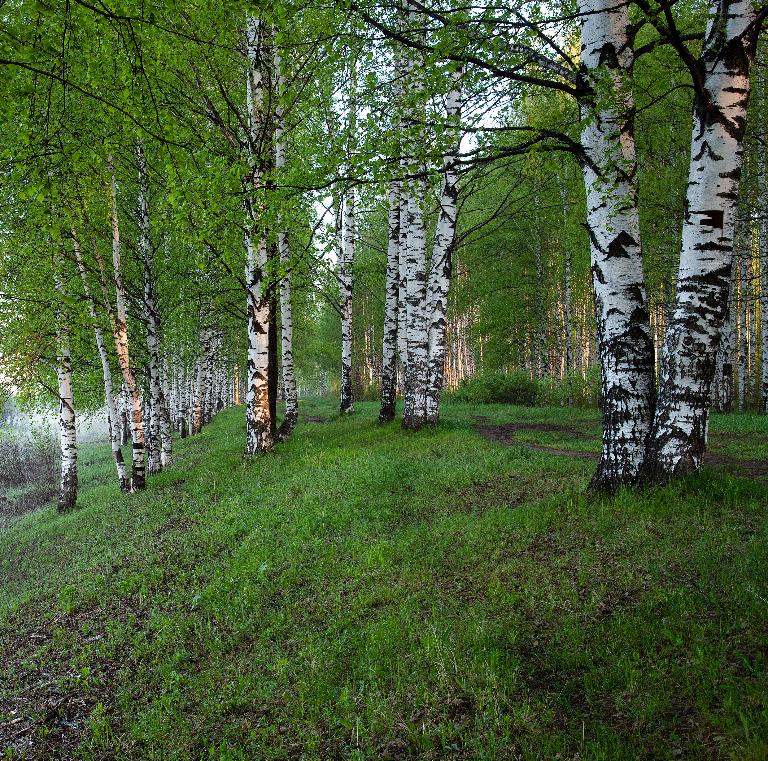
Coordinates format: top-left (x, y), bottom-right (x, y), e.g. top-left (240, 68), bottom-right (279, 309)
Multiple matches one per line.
top-left (643, 0), bottom-right (767, 479)
top-left (401, 2), bottom-right (429, 430)
top-left (73, 229), bottom-right (130, 493)
top-left (274, 44), bottom-right (299, 441)
top-left (425, 66), bottom-right (462, 425)
top-left (53, 244), bottom-right (77, 512)
top-left (108, 157), bottom-right (146, 490)
top-left (576, 0), bottom-right (655, 490)
top-left (244, 13), bottom-right (275, 456)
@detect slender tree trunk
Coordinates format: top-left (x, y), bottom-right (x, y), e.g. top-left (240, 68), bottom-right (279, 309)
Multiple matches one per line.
top-left (74, 231), bottom-right (129, 493)
top-left (397, 179), bottom-right (410, 392)
top-left (138, 142), bottom-right (167, 475)
top-left (273, 45), bottom-right (298, 442)
top-left (561, 175), bottom-right (574, 406)
top-left (578, 0), bottom-right (655, 490)
top-left (193, 329), bottom-right (208, 435)
top-left (762, 132), bottom-right (768, 412)
top-left (426, 68), bottom-right (462, 425)
top-left (108, 156), bottom-right (145, 490)
top-left (339, 59), bottom-right (357, 415)
top-left (277, 229), bottom-right (298, 439)
top-left (244, 13), bottom-right (274, 456)
top-left (54, 246), bottom-right (77, 512)
top-left (401, 4), bottom-right (428, 430)
top-left (644, 0), bottom-right (762, 479)
top-left (338, 187), bottom-right (355, 413)
top-left (738, 216), bottom-right (750, 412)
top-left (380, 180), bottom-right (401, 423)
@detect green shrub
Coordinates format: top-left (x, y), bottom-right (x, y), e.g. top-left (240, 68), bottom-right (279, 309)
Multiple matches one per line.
top-left (446, 370), bottom-right (540, 406)
top-left (444, 367), bottom-right (601, 408)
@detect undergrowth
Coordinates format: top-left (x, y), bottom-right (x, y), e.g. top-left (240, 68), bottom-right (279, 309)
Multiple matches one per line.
top-left (0, 400), bottom-right (766, 760)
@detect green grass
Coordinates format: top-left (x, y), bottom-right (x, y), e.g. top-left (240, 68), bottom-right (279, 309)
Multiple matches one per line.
top-left (1, 400), bottom-right (767, 760)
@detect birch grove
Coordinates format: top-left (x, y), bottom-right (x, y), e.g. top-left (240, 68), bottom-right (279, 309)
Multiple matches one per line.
top-left (4, 0), bottom-right (768, 509)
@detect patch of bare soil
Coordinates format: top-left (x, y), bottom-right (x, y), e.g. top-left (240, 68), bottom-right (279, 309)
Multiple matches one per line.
top-left (474, 423), bottom-right (599, 461)
top-left (0, 603), bottom-right (144, 759)
top-left (300, 415), bottom-right (328, 424)
top-left (0, 488), bottom-right (57, 528)
top-left (476, 424), bottom-right (768, 479)
top-left (702, 452), bottom-right (768, 480)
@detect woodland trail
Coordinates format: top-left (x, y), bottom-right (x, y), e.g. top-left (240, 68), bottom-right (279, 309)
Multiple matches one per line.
top-left (473, 421), bottom-right (768, 480)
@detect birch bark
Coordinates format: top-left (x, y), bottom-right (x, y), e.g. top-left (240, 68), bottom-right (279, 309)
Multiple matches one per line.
top-left (425, 68), bottom-right (462, 425)
top-left (762, 202), bottom-right (768, 414)
top-left (73, 231), bottom-right (130, 493)
top-left (108, 156), bottom-right (146, 490)
top-left (273, 44), bottom-right (298, 442)
top-left (758, 80), bottom-right (768, 413)
top-left (244, 13), bottom-right (274, 456)
top-left (380, 179), bottom-right (401, 423)
top-left (54, 246), bottom-right (77, 512)
top-left (577, 0), bottom-right (655, 490)
top-left (193, 329), bottom-right (208, 436)
top-left (401, 3), bottom-right (428, 430)
top-left (137, 142), bottom-right (166, 475)
top-left (644, 0), bottom-right (764, 479)
top-left (339, 59), bottom-right (357, 415)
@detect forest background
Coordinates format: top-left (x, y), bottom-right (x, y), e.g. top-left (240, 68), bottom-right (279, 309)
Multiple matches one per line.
top-left (1, 0), bottom-right (766, 486)
top-left (0, 1), bottom-right (768, 758)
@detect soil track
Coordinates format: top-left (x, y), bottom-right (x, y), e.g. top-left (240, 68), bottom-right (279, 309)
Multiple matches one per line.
top-left (474, 422), bottom-right (768, 480)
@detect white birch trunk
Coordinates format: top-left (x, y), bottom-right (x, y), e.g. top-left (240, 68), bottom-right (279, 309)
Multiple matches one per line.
top-left (339, 187), bottom-right (355, 413)
top-left (762, 158), bottom-right (768, 412)
top-left (578, 0), bottom-right (655, 490)
top-left (401, 3), bottom-right (428, 430)
top-left (108, 156), bottom-right (146, 490)
top-left (138, 142), bottom-right (166, 475)
top-left (274, 42), bottom-right (298, 442)
top-left (339, 59), bottom-right (357, 415)
top-left (244, 13), bottom-right (274, 456)
top-left (397, 181), bottom-right (410, 386)
top-left (380, 179), bottom-right (401, 423)
top-left (645, 0), bottom-right (762, 478)
top-left (738, 217), bottom-right (749, 412)
top-left (160, 349), bottom-right (172, 466)
top-left (425, 68), bottom-right (462, 425)
top-left (73, 231), bottom-right (130, 493)
top-left (54, 248), bottom-right (77, 512)
top-left (193, 331), bottom-right (208, 435)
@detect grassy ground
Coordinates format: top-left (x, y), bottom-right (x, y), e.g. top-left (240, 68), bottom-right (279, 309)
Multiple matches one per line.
top-left (1, 400), bottom-right (767, 760)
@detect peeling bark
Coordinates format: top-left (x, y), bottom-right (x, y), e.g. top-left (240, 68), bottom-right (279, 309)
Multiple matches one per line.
top-left (74, 230), bottom-right (129, 493)
top-left (54, 246), bottom-right (77, 512)
top-left (578, 0), bottom-right (655, 490)
top-left (644, 0), bottom-right (763, 480)
top-left (244, 13), bottom-right (274, 456)
top-left (108, 155), bottom-right (145, 490)
top-left (426, 67), bottom-right (462, 425)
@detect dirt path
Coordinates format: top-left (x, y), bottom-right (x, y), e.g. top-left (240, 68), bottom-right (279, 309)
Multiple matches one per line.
top-left (474, 423), bottom-right (768, 480)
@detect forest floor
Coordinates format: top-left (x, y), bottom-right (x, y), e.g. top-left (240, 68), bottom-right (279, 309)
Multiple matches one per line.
top-left (1, 400), bottom-right (766, 760)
